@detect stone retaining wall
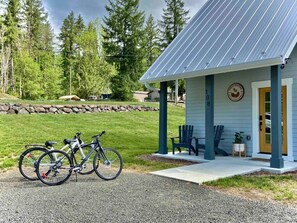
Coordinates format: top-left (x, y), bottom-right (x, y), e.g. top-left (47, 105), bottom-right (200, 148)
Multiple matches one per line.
top-left (0, 103), bottom-right (159, 115)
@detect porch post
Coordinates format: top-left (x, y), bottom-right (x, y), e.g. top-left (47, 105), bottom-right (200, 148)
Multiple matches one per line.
top-left (205, 75), bottom-right (215, 160)
top-left (159, 81), bottom-right (168, 154)
top-left (270, 65), bottom-right (284, 168)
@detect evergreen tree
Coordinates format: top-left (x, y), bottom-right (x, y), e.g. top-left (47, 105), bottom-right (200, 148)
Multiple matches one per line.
top-left (3, 0), bottom-right (21, 93)
top-left (159, 0), bottom-right (189, 98)
top-left (38, 22), bottom-right (62, 99)
top-left (159, 0), bottom-right (189, 49)
top-left (4, 0), bottom-right (20, 48)
top-left (22, 0), bottom-right (46, 56)
top-left (75, 14), bottom-right (85, 35)
top-left (73, 14), bottom-right (85, 55)
top-left (59, 11), bottom-right (78, 94)
top-left (102, 0), bottom-right (145, 101)
top-left (0, 14), bottom-right (9, 93)
top-left (142, 14), bottom-right (160, 71)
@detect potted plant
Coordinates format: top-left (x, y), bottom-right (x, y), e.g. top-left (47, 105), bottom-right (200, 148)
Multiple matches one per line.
top-left (233, 131), bottom-right (245, 152)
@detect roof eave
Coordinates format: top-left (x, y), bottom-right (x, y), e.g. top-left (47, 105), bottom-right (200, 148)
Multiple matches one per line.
top-left (139, 57), bottom-right (284, 84)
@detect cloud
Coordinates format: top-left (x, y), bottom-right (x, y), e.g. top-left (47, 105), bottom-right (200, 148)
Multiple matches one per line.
top-left (43, 0), bottom-right (208, 35)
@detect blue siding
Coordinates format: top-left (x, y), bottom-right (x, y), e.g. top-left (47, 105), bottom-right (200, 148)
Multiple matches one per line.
top-left (186, 45), bottom-right (297, 159)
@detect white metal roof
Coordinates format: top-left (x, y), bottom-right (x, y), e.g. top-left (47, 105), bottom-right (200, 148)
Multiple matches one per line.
top-left (140, 0), bottom-right (297, 83)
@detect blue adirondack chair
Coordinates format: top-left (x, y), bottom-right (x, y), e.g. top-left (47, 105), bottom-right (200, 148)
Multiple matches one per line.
top-left (197, 125), bottom-right (228, 156)
top-left (171, 125), bottom-right (198, 156)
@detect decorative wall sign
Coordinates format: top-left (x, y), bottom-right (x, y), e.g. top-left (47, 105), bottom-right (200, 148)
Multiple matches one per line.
top-left (227, 83), bottom-right (245, 102)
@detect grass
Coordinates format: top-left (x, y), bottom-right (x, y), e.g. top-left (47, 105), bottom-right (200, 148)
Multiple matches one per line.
top-left (0, 103), bottom-right (184, 172)
top-left (205, 174), bottom-right (297, 203)
top-left (1, 100), bottom-right (296, 204)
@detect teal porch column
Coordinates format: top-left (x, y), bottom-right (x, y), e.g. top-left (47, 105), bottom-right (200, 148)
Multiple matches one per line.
top-left (270, 65), bottom-right (284, 168)
top-left (205, 75), bottom-right (215, 160)
top-left (159, 81), bottom-right (168, 154)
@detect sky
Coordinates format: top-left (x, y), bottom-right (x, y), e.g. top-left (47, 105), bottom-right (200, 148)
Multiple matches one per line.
top-left (42, 0), bottom-right (208, 35)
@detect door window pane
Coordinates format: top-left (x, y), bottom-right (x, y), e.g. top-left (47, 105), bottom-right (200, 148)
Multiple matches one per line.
top-left (265, 92), bottom-right (271, 144)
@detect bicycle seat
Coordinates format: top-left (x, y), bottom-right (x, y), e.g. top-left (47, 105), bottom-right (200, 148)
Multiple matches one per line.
top-left (45, 141), bottom-right (57, 147)
top-left (63, 139), bottom-right (74, 145)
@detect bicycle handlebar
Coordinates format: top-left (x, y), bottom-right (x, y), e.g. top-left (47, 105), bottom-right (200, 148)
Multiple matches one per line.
top-left (92, 131), bottom-right (106, 139)
top-left (74, 132), bottom-right (82, 139)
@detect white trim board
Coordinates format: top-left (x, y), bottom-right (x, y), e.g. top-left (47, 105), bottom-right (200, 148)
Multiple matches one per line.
top-left (251, 78), bottom-right (294, 161)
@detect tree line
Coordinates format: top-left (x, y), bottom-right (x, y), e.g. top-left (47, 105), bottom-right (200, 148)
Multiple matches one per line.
top-left (0, 0), bottom-right (189, 101)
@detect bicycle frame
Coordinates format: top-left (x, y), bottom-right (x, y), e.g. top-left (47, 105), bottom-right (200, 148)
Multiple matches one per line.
top-left (70, 137), bottom-right (109, 171)
top-left (37, 138), bottom-right (86, 170)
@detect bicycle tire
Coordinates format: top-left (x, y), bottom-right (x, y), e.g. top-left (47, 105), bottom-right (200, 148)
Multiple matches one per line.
top-left (93, 148), bottom-right (123, 180)
top-left (36, 150), bottom-right (73, 186)
top-left (71, 145), bottom-right (96, 175)
top-left (19, 147), bottom-right (48, 181)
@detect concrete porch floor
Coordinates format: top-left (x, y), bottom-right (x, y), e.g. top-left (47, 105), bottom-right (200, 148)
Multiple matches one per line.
top-left (151, 152), bottom-right (297, 184)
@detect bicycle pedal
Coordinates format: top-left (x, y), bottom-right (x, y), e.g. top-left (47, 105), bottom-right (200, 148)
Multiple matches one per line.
top-left (25, 153), bottom-right (31, 158)
top-left (41, 172), bottom-right (48, 179)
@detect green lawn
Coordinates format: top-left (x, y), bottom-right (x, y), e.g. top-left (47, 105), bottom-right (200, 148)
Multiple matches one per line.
top-left (0, 103), bottom-right (184, 171)
top-left (205, 173), bottom-right (297, 204)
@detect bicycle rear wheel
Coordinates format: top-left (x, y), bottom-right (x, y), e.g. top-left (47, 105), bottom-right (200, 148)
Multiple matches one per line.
top-left (36, 150), bottom-right (72, 186)
top-left (71, 145), bottom-right (96, 175)
top-left (93, 148), bottom-right (123, 180)
top-left (19, 147), bottom-right (48, 181)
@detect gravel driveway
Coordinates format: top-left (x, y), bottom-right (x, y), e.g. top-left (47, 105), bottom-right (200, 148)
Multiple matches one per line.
top-left (0, 169), bottom-right (297, 223)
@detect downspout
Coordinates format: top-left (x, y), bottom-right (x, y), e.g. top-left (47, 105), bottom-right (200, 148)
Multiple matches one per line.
top-left (145, 82), bottom-right (159, 92)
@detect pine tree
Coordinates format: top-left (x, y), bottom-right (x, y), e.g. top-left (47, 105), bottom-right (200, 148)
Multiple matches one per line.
top-left (102, 0), bottom-right (145, 101)
top-left (59, 11), bottom-right (78, 94)
top-left (38, 22), bottom-right (62, 99)
top-left (73, 14), bottom-right (85, 55)
top-left (159, 0), bottom-right (189, 50)
top-left (22, 0), bottom-right (46, 56)
top-left (4, 0), bottom-right (20, 48)
top-left (142, 14), bottom-right (160, 70)
top-left (3, 0), bottom-right (21, 93)
top-left (159, 0), bottom-right (189, 99)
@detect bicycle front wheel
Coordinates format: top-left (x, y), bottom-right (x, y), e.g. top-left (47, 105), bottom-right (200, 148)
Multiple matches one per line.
top-left (93, 148), bottom-right (123, 180)
top-left (19, 147), bottom-right (48, 181)
top-left (36, 150), bottom-right (72, 186)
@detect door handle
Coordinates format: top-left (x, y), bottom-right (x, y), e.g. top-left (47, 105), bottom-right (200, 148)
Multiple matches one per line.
top-left (259, 122), bottom-right (262, 131)
top-left (259, 115), bottom-right (263, 131)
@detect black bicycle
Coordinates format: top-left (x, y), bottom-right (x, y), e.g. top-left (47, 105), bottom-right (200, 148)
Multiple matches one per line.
top-left (18, 132), bottom-right (94, 181)
top-left (36, 131), bottom-right (123, 186)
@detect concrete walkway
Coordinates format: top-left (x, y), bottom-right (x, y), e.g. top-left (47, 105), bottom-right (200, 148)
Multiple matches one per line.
top-left (151, 152), bottom-right (297, 184)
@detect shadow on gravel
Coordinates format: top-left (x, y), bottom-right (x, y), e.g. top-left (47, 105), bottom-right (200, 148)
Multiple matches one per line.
top-left (0, 170), bottom-right (108, 188)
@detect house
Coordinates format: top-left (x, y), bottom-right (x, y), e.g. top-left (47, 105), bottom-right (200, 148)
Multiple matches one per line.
top-left (148, 89), bottom-right (160, 101)
top-left (139, 0), bottom-right (297, 169)
top-left (133, 91), bottom-right (149, 102)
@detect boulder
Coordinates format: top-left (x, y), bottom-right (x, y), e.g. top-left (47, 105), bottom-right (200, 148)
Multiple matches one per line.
top-left (18, 108), bottom-right (29, 114)
top-left (72, 107), bottom-right (79, 113)
top-left (35, 107), bottom-right (46, 113)
top-left (49, 107), bottom-right (58, 113)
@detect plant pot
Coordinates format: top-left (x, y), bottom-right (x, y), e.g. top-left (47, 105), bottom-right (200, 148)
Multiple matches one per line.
top-left (233, 143), bottom-right (245, 152)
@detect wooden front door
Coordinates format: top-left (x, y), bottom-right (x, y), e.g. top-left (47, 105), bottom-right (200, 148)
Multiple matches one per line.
top-left (259, 87), bottom-right (287, 155)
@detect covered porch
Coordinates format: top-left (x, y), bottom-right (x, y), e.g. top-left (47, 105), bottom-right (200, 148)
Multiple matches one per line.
top-left (158, 64), bottom-right (286, 169)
